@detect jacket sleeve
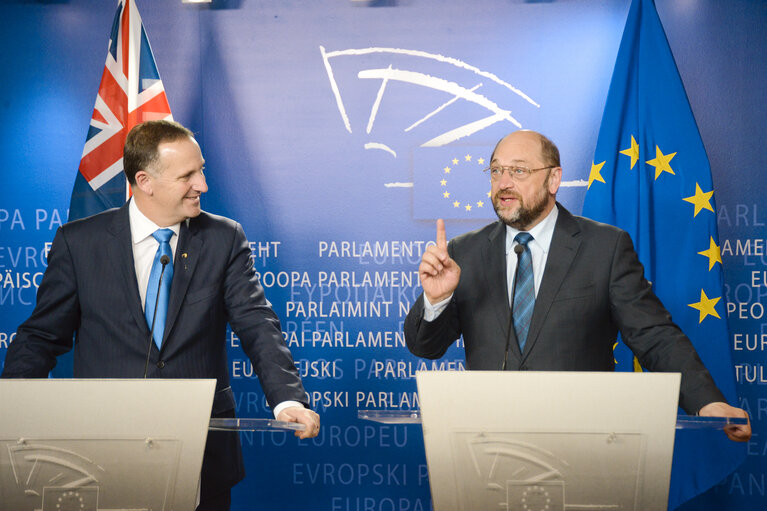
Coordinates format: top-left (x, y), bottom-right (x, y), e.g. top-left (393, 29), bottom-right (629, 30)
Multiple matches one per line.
top-left (2, 227), bottom-right (79, 378)
top-left (222, 222), bottom-right (308, 409)
top-left (607, 230), bottom-right (725, 414)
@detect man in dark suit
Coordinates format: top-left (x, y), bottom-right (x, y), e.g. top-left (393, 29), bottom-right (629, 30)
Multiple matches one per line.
top-left (405, 129), bottom-right (750, 441)
top-left (2, 120), bottom-right (320, 509)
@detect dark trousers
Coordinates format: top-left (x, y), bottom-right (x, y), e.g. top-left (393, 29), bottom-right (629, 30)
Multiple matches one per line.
top-left (196, 487), bottom-right (231, 511)
top-left (197, 409), bottom-right (243, 511)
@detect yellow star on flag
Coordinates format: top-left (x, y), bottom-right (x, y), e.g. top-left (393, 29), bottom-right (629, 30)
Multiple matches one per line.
top-left (453, 201), bottom-right (460, 208)
top-left (443, 166), bottom-right (451, 174)
top-left (440, 179), bottom-right (447, 186)
top-left (688, 289), bottom-right (721, 323)
top-left (588, 161), bottom-right (606, 189)
top-left (452, 158), bottom-right (459, 165)
top-left (465, 154), bottom-right (472, 161)
top-left (698, 237), bottom-right (722, 270)
top-left (477, 157), bottom-right (485, 165)
top-left (619, 134), bottom-right (639, 169)
top-left (477, 200), bottom-right (484, 208)
top-left (465, 204), bottom-right (472, 211)
top-left (487, 191), bottom-right (491, 198)
top-left (443, 191), bottom-right (450, 198)
top-left (683, 183), bottom-right (715, 217)
top-left (645, 146), bottom-right (676, 179)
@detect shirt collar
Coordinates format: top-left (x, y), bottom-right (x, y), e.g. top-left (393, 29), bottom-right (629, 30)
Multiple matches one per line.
top-left (129, 199), bottom-right (181, 245)
top-left (505, 204), bottom-right (559, 255)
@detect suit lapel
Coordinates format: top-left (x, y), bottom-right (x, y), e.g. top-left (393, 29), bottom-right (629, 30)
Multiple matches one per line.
top-left (106, 203), bottom-right (150, 338)
top-left (163, 218), bottom-right (202, 347)
top-left (522, 205), bottom-right (581, 359)
top-left (481, 222), bottom-right (520, 357)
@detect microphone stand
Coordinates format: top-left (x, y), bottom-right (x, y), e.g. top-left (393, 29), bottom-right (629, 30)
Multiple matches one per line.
top-left (503, 244), bottom-right (525, 370)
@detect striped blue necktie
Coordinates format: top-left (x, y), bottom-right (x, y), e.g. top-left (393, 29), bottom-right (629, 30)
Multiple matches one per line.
top-left (145, 228), bottom-right (174, 349)
top-left (513, 232), bottom-right (535, 353)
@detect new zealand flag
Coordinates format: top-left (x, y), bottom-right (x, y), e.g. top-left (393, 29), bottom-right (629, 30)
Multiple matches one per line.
top-left (68, 0), bottom-right (172, 221)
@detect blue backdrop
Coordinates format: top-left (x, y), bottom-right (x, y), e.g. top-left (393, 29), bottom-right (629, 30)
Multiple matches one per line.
top-left (0, 1), bottom-right (765, 509)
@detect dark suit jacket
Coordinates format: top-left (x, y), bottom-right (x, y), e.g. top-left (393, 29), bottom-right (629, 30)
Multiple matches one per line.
top-left (405, 204), bottom-right (725, 414)
top-left (2, 202), bottom-right (308, 494)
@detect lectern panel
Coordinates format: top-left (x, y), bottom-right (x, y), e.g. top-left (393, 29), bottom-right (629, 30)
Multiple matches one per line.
top-left (1, 438), bottom-right (181, 511)
top-left (0, 379), bottom-right (215, 511)
top-left (450, 431), bottom-right (645, 510)
top-left (417, 371), bottom-right (680, 511)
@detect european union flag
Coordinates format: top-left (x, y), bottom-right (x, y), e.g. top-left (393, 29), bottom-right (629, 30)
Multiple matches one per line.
top-left (582, 0), bottom-right (744, 508)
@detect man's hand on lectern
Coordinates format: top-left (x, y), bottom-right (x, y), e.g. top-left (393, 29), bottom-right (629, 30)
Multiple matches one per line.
top-left (277, 406), bottom-right (320, 439)
top-left (698, 401), bottom-right (751, 442)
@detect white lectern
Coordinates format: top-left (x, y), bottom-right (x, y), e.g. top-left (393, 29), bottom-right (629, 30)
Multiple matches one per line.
top-left (417, 371), bottom-right (681, 511)
top-left (0, 379), bottom-right (308, 511)
top-left (0, 379), bottom-right (216, 511)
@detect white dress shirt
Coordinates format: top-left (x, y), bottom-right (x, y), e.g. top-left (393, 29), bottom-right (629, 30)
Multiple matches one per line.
top-left (504, 205), bottom-right (558, 303)
top-left (129, 199), bottom-right (180, 311)
top-left (424, 205), bottom-right (559, 319)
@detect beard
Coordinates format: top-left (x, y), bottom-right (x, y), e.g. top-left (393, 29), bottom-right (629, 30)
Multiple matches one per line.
top-left (492, 176), bottom-right (550, 230)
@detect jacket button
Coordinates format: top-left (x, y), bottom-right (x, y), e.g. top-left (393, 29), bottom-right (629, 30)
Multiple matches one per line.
top-left (157, 361), bottom-right (166, 369)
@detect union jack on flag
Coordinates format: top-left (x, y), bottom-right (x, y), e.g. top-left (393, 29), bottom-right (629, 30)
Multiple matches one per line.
top-left (68, 0), bottom-right (172, 221)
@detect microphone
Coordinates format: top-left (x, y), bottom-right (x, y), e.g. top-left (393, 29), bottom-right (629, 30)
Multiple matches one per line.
top-left (143, 255), bottom-right (171, 378)
top-left (502, 243), bottom-right (525, 370)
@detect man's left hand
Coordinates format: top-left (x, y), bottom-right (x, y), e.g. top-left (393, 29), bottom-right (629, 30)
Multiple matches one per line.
top-left (277, 406), bottom-right (320, 439)
top-left (698, 401), bottom-right (751, 442)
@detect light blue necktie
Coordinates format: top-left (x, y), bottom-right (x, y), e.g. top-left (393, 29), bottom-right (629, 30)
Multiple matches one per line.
top-left (512, 232), bottom-right (535, 353)
top-left (145, 228), bottom-right (174, 349)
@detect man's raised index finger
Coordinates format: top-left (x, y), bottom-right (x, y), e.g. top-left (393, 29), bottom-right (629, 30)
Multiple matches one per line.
top-left (436, 219), bottom-right (447, 249)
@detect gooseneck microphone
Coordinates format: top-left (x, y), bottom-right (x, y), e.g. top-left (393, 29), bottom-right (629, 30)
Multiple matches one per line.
top-left (502, 243), bottom-right (525, 370)
top-left (143, 255), bottom-right (171, 378)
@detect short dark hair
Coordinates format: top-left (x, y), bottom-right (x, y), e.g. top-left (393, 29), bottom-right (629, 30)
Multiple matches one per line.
top-left (123, 120), bottom-right (194, 184)
top-left (538, 132), bottom-right (561, 168)
top-left (490, 130), bottom-right (561, 168)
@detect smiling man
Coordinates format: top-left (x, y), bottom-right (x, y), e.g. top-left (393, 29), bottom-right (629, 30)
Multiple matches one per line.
top-left (404, 129), bottom-right (750, 442)
top-left (2, 120), bottom-right (320, 510)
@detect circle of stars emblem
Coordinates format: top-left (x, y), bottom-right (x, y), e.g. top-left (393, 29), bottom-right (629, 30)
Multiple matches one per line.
top-left (440, 154), bottom-right (489, 213)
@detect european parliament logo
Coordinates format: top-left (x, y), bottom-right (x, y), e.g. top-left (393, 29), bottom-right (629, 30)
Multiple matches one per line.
top-left (319, 46), bottom-right (540, 219)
